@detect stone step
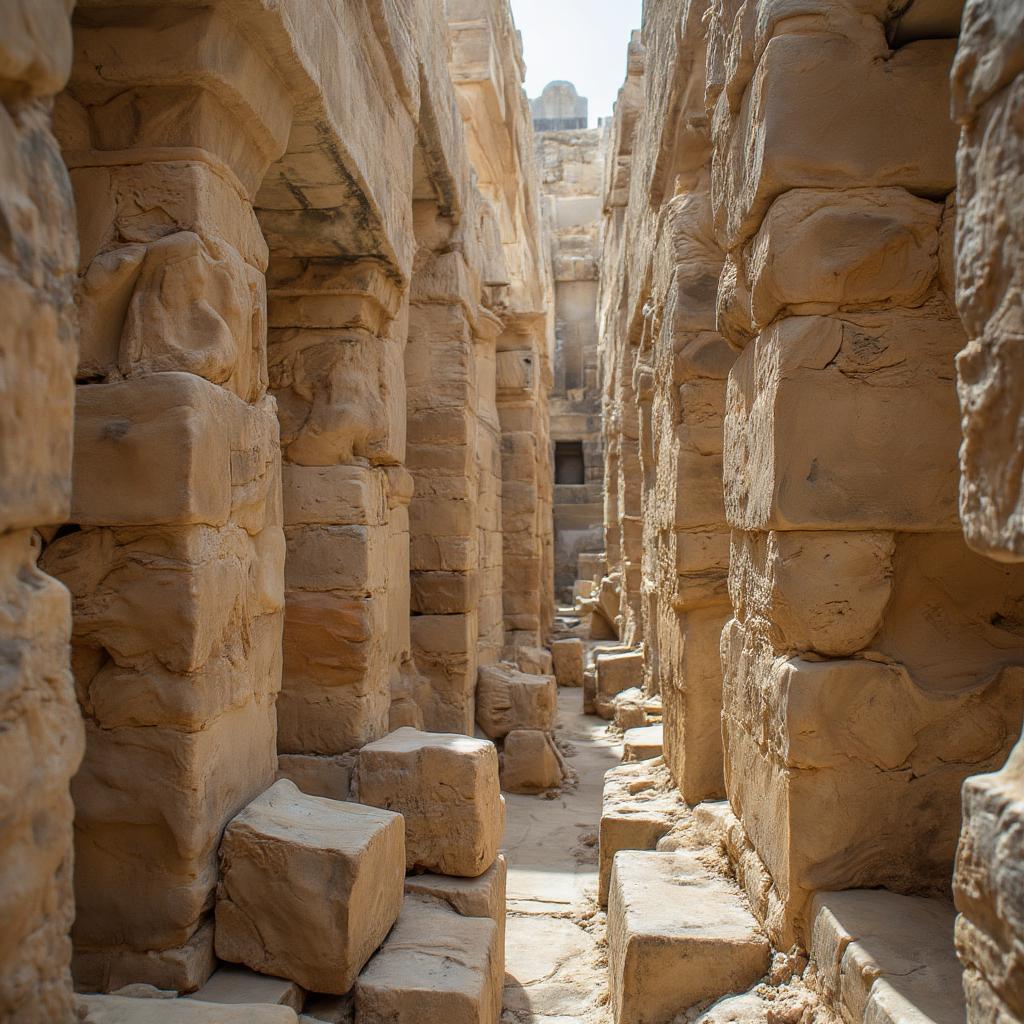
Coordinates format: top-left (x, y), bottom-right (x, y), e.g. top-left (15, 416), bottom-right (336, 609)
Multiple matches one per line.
top-left (78, 994), bottom-right (299, 1022)
top-left (608, 851), bottom-right (770, 1024)
top-left (599, 761), bottom-right (683, 906)
top-left (622, 725), bottom-right (663, 762)
top-left (188, 967), bottom-right (305, 1012)
top-left (810, 890), bottom-right (966, 1024)
top-left (355, 894), bottom-right (501, 1023)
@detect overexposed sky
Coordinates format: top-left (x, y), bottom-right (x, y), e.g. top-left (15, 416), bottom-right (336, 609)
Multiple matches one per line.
top-left (510, 0), bottom-right (643, 126)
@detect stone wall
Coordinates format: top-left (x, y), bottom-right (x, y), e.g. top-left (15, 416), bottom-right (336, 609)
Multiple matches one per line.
top-left (0, 0), bottom-right (552, 1005)
top-left (536, 123), bottom-right (605, 603)
top-left (0, 4), bottom-right (84, 1021)
top-left (598, 0), bottom-right (1024, 1012)
top-left (950, 3), bottom-right (1024, 1021)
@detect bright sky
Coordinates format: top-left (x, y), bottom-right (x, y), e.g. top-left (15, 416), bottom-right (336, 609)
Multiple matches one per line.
top-left (510, 0), bottom-right (643, 127)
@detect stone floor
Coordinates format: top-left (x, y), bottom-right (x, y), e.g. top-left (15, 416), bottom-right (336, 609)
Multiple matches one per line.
top-left (501, 687), bottom-right (622, 1023)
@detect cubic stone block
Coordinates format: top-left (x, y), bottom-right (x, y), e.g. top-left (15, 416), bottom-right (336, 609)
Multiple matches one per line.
top-left (513, 645), bottom-right (554, 676)
top-left (355, 894), bottom-right (501, 1024)
top-left (189, 966), bottom-right (305, 1011)
top-left (358, 729), bottom-right (503, 877)
top-left (215, 781), bottom-right (405, 994)
top-left (596, 649), bottom-right (644, 700)
top-left (78, 995), bottom-right (298, 1022)
top-left (551, 638), bottom-right (585, 686)
top-left (500, 730), bottom-right (564, 794)
top-left (476, 664), bottom-right (557, 739)
top-left (608, 851), bottom-right (770, 1024)
top-left (623, 726), bottom-right (664, 763)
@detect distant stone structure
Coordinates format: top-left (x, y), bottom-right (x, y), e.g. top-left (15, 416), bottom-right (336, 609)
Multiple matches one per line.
top-left (531, 81), bottom-right (588, 131)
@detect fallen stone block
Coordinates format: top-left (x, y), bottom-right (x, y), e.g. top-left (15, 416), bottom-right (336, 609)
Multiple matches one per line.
top-left (608, 851), bottom-right (770, 1024)
top-left (551, 638), bottom-right (585, 687)
top-left (599, 761), bottom-right (683, 906)
top-left (623, 726), bottom-right (663, 763)
top-left (215, 780), bottom-right (405, 994)
top-left (276, 753), bottom-right (356, 802)
top-left (78, 994), bottom-right (299, 1022)
top-left (512, 645), bottom-right (554, 676)
top-left (583, 668), bottom-right (597, 715)
top-left (500, 729), bottom-right (565, 794)
top-left (355, 894), bottom-right (501, 1024)
top-left (189, 967), bottom-right (304, 1011)
top-left (810, 890), bottom-right (965, 1024)
top-left (475, 664), bottom-right (557, 739)
top-left (597, 650), bottom-right (644, 703)
top-left (358, 728), bottom-right (503, 877)
top-left (613, 688), bottom-right (647, 730)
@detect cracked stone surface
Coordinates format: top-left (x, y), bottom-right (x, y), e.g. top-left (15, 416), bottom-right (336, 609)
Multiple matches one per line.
top-left (501, 687), bottom-right (621, 1023)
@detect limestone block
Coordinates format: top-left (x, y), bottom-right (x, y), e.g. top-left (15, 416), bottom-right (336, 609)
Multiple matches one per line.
top-left (723, 309), bottom-right (965, 532)
top-left (476, 664), bottom-right (557, 739)
top-left (810, 890), bottom-right (965, 1024)
top-left (954, 733), bottom-right (1024, 1023)
top-left (623, 726), bottom-right (664, 763)
top-left (583, 668), bottom-right (598, 715)
top-left (284, 524), bottom-right (386, 594)
top-left (596, 649), bottom-right (644, 700)
top-left (0, 534), bottom-right (84, 1022)
top-left (742, 188), bottom-right (942, 332)
top-left (79, 995), bottom-right (298, 1022)
top-left (500, 730), bottom-right (564, 794)
top-left (404, 854), bottom-right (507, 936)
top-left (661, 606), bottom-right (729, 804)
top-left (721, 620), bottom-right (1024, 934)
top-left (72, 696), bottom-right (278, 959)
top-left (608, 851), bottom-right (770, 1024)
top-left (713, 33), bottom-right (957, 249)
top-left (276, 753), bottom-right (356, 802)
top-left (409, 613), bottom-right (478, 735)
top-left (513, 645), bottom-right (554, 676)
top-left (599, 762), bottom-right (682, 906)
top-left (70, 374), bottom-right (278, 531)
top-left (279, 590), bottom-right (389, 754)
top-left (215, 781), bottom-right (405, 994)
top-left (728, 530), bottom-right (895, 656)
top-left (282, 465), bottom-right (387, 528)
top-left (189, 967), bottom-right (305, 1011)
top-left (613, 689), bottom-right (647, 731)
top-left (410, 571), bottom-right (477, 614)
top-left (355, 895), bottom-right (501, 1024)
top-left (551, 638), bottom-right (585, 687)
top-left (358, 729), bottom-right (503, 877)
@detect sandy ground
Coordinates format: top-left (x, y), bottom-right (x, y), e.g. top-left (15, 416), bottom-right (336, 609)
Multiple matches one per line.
top-left (500, 687), bottom-right (622, 1024)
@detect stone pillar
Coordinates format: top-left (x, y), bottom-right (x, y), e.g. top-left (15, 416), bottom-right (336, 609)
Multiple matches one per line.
top-left (406, 238), bottom-right (484, 734)
top-left (709, 0), bottom-right (1024, 945)
top-left (950, 3), bottom-right (1024, 1021)
top-left (268, 258), bottom-right (405, 754)
top-left (0, 3), bottom-right (84, 1021)
top-left (498, 315), bottom-right (553, 649)
top-left (44, 5), bottom-right (291, 991)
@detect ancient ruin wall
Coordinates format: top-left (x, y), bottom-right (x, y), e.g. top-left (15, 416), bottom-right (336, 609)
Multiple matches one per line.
top-left (537, 124), bottom-right (606, 602)
top-left (707, 0), bottom-right (1024, 947)
top-left (0, 4), bottom-right (85, 1021)
top-left (950, 3), bottom-right (1024, 1020)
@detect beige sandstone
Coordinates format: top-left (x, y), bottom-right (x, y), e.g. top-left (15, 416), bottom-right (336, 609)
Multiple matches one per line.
top-left (78, 995), bottom-right (298, 1023)
top-left (500, 729), bottom-right (565, 794)
top-left (550, 638), bottom-right (585, 686)
top-left (189, 968), bottom-right (304, 1012)
top-left (608, 851), bottom-right (770, 1024)
top-left (358, 728), bottom-right (503, 877)
top-left (622, 726), bottom-right (664, 764)
top-left (354, 895), bottom-right (502, 1024)
top-left (216, 781), bottom-right (405, 995)
top-left (475, 663), bottom-right (558, 739)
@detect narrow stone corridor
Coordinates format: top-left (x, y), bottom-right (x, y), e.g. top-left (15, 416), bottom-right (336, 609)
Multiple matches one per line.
top-left (501, 684), bottom-right (619, 1024)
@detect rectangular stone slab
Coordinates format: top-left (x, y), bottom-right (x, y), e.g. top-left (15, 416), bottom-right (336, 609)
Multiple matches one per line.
top-left (77, 994), bottom-right (299, 1023)
top-left (608, 851), bottom-right (770, 1024)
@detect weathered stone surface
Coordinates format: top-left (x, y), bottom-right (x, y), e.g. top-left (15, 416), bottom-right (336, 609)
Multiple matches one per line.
top-left (189, 967), bottom-right (304, 1012)
top-left (276, 753), bottom-right (356, 802)
top-left (623, 727), bottom-right (664, 764)
top-left (358, 729), bottom-right (503, 877)
top-left (476, 663), bottom-right (557, 739)
top-left (608, 851), bottom-right (770, 1024)
top-left (599, 761), bottom-right (683, 906)
top-left (78, 994), bottom-right (299, 1023)
top-left (550, 638), bottom-right (585, 687)
top-left (500, 729), bottom-right (565, 794)
top-left (216, 781), bottom-right (405, 994)
top-left (354, 895), bottom-right (501, 1024)
top-left (810, 890), bottom-right (965, 1024)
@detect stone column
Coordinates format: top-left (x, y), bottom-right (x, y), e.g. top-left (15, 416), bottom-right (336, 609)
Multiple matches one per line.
top-left (950, 3), bottom-right (1024, 1021)
top-left (268, 258), bottom-right (405, 756)
top-left (43, 5), bottom-right (292, 991)
top-left (406, 239), bottom-right (484, 734)
top-left (709, 0), bottom-right (1024, 946)
top-left (0, 3), bottom-right (84, 1021)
